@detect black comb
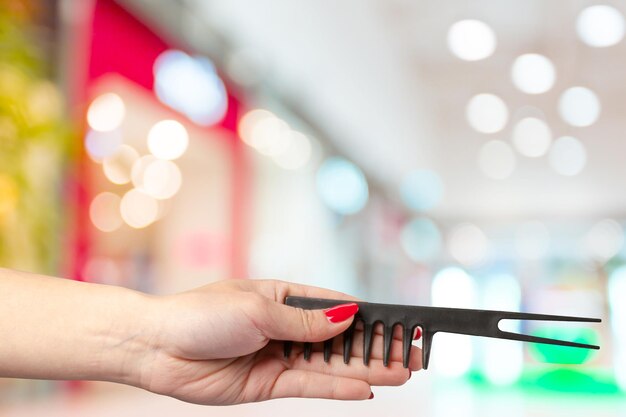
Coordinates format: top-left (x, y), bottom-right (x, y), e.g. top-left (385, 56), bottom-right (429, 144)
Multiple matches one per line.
top-left (283, 296), bottom-right (601, 369)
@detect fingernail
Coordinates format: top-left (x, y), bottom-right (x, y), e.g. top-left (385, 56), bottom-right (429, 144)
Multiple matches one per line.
top-left (369, 391), bottom-right (374, 399)
top-left (414, 327), bottom-right (422, 340)
top-left (408, 371), bottom-right (412, 380)
top-left (324, 303), bottom-right (359, 323)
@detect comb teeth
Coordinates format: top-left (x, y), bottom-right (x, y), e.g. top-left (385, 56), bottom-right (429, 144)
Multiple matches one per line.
top-left (282, 296), bottom-right (601, 370)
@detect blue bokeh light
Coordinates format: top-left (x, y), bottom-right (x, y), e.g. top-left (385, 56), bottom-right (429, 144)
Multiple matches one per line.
top-left (316, 157), bottom-right (369, 216)
top-left (400, 169), bottom-right (444, 212)
top-left (154, 50), bottom-right (228, 126)
top-left (400, 217), bottom-right (442, 262)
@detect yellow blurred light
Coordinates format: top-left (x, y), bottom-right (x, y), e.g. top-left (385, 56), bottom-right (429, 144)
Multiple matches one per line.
top-left (147, 119), bottom-right (189, 160)
top-left (120, 188), bottom-right (159, 229)
top-left (87, 93), bottom-right (126, 132)
top-left (272, 131), bottom-right (312, 170)
top-left (0, 174), bottom-right (19, 218)
top-left (103, 145), bottom-right (140, 184)
top-left (26, 81), bottom-right (63, 125)
top-left (141, 159), bottom-right (182, 199)
top-left (89, 192), bottom-right (123, 232)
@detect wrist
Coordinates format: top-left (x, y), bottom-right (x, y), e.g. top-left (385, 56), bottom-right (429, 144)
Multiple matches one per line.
top-left (96, 287), bottom-right (164, 388)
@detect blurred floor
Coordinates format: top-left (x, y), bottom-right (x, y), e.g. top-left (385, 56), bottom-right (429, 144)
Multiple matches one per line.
top-left (1, 375), bottom-right (625, 417)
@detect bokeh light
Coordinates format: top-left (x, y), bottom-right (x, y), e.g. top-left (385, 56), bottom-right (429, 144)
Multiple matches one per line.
top-left (431, 267), bottom-right (477, 377)
top-left (103, 145), bottom-right (139, 185)
top-left (609, 266), bottom-right (626, 392)
top-left (316, 157), bottom-right (368, 215)
top-left (585, 219), bottom-right (624, 262)
top-left (432, 266), bottom-right (477, 308)
top-left (0, 174), bottom-right (19, 218)
top-left (400, 218), bottom-right (442, 263)
top-left (447, 20), bottom-right (496, 61)
top-left (576, 5), bottom-right (625, 48)
top-left (477, 140), bottom-right (516, 180)
top-left (511, 53), bottom-right (556, 94)
top-left (548, 136), bottom-right (587, 176)
top-left (238, 109), bottom-right (292, 156)
top-left (483, 274), bottom-right (523, 385)
top-left (87, 92), bottom-right (125, 132)
top-left (141, 159), bottom-right (183, 199)
top-left (511, 117), bottom-right (552, 157)
top-left (558, 86), bottom-right (601, 127)
top-left (238, 109), bottom-right (272, 146)
top-left (515, 221), bottom-right (550, 260)
top-left (85, 129), bottom-right (123, 162)
top-left (448, 223), bottom-right (490, 267)
top-left (120, 188), bottom-right (159, 229)
top-left (466, 93), bottom-right (509, 133)
top-left (400, 170), bottom-right (444, 212)
top-left (131, 155), bottom-right (156, 189)
top-left (147, 119), bottom-right (189, 160)
top-left (89, 192), bottom-right (123, 232)
top-left (154, 50), bottom-right (228, 126)
top-left (272, 131), bottom-right (312, 170)
top-left (432, 333), bottom-right (473, 378)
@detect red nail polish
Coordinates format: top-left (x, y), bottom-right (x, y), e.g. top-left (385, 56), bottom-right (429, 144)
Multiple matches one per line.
top-left (408, 371), bottom-right (412, 380)
top-left (324, 303), bottom-right (359, 323)
top-left (369, 392), bottom-right (374, 399)
top-left (414, 327), bottom-right (422, 340)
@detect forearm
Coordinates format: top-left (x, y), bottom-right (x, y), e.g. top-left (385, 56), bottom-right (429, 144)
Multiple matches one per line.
top-left (0, 268), bottom-right (157, 386)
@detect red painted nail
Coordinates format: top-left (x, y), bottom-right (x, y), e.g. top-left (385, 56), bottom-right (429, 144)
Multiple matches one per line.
top-left (369, 392), bottom-right (374, 399)
top-left (414, 327), bottom-right (422, 340)
top-left (324, 303), bottom-right (359, 323)
top-left (408, 371), bottom-right (412, 380)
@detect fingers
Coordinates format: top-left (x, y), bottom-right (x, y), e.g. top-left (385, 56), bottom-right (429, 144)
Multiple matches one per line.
top-left (290, 352), bottom-right (411, 386)
top-left (269, 370), bottom-right (371, 400)
top-left (256, 297), bottom-right (359, 343)
top-left (332, 332), bottom-right (423, 370)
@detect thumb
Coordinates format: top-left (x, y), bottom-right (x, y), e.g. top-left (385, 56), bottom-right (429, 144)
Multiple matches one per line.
top-left (260, 301), bottom-right (359, 342)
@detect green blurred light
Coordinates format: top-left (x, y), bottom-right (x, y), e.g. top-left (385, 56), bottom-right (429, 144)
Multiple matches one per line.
top-left (529, 327), bottom-right (599, 365)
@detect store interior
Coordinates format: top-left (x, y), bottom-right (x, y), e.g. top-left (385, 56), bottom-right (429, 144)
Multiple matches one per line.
top-left (0, 0), bottom-right (625, 415)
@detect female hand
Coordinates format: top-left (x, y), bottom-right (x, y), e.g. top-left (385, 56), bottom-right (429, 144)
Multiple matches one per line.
top-left (135, 279), bottom-right (422, 405)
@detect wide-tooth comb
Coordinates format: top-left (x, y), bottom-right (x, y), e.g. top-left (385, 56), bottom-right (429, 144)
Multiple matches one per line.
top-left (283, 296), bottom-right (601, 369)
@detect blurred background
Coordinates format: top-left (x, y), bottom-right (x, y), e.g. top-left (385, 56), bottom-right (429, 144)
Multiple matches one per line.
top-left (0, 0), bottom-right (625, 415)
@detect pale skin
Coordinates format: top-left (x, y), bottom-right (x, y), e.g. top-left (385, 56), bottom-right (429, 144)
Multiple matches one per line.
top-left (0, 268), bottom-right (422, 405)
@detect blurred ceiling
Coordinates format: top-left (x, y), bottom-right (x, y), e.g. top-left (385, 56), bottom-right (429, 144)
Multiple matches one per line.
top-left (120, 0), bottom-right (626, 221)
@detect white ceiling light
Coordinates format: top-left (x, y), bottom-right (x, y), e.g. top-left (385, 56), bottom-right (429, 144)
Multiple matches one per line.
top-left (511, 54), bottom-right (556, 94)
top-left (466, 93), bottom-right (509, 133)
top-left (549, 136), bottom-right (587, 176)
top-left (511, 117), bottom-right (552, 157)
top-left (447, 20), bottom-right (496, 61)
top-left (577, 5), bottom-right (625, 48)
top-left (558, 87), bottom-right (601, 127)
